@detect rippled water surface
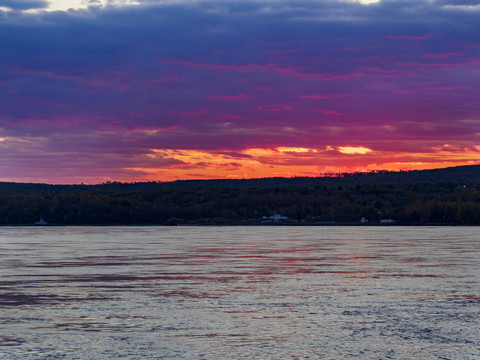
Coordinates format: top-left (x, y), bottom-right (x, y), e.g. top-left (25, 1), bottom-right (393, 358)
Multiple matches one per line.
top-left (0, 226), bottom-right (479, 359)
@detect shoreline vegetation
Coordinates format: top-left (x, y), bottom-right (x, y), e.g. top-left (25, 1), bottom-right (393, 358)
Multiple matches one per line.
top-left (1, 164), bottom-right (480, 226)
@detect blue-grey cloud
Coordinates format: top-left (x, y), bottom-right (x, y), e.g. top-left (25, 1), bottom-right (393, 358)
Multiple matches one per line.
top-left (0, 0), bottom-right (47, 10)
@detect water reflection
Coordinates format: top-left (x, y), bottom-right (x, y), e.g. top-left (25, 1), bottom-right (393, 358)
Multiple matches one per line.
top-left (0, 226), bottom-right (479, 359)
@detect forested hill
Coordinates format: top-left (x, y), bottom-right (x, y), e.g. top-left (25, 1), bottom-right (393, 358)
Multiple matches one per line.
top-left (1, 165), bottom-right (480, 225)
top-left (1, 164), bottom-right (480, 193)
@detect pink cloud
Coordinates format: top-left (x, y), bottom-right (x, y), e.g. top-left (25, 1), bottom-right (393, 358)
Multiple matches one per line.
top-left (313, 108), bottom-right (342, 116)
top-left (168, 109), bottom-right (208, 116)
top-left (149, 75), bottom-right (179, 84)
top-left (431, 144), bottom-right (471, 152)
top-left (396, 85), bottom-right (471, 94)
top-left (273, 66), bottom-right (364, 80)
top-left (257, 86), bottom-right (274, 92)
top-left (206, 94), bottom-right (249, 101)
top-left (388, 34), bottom-right (434, 40)
top-left (164, 59), bottom-right (276, 72)
top-left (393, 61), bottom-right (466, 73)
top-left (258, 104), bottom-right (292, 112)
top-left (220, 114), bottom-right (240, 119)
top-left (14, 68), bottom-right (133, 87)
top-left (364, 67), bottom-right (395, 75)
top-left (15, 68), bottom-right (107, 86)
top-left (300, 94), bottom-right (351, 100)
top-left (423, 52), bottom-right (459, 59)
top-left (165, 59), bottom-right (363, 80)
top-left (267, 49), bottom-right (302, 55)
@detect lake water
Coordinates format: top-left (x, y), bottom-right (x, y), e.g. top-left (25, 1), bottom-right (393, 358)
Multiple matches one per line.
top-left (0, 226), bottom-right (479, 359)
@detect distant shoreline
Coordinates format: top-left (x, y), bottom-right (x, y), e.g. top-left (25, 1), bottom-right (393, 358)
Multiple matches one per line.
top-left (2, 165), bottom-right (480, 225)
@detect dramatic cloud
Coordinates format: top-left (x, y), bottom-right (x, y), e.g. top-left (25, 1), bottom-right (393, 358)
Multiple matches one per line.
top-left (1, 0), bottom-right (479, 183)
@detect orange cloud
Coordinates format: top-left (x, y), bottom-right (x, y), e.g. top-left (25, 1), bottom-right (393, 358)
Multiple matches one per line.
top-left (121, 144), bottom-right (480, 182)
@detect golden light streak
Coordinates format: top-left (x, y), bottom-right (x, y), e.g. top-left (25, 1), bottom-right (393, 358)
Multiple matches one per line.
top-left (337, 146), bottom-right (373, 155)
top-left (242, 148), bottom-right (278, 157)
top-left (277, 147), bottom-right (319, 153)
top-left (152, 149), bottom-right (252, 166)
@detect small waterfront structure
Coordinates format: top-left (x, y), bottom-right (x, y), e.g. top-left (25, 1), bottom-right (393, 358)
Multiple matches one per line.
top-left (33, 218), bottom-right (48, 226)
top-left (261, 213), bottom-right (289, 223)
top-left (380, 219), bottom-right (395, 224)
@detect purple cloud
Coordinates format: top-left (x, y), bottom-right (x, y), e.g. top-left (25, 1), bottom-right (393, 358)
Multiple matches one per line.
top-left (1, 0), bottom-right (480, 182)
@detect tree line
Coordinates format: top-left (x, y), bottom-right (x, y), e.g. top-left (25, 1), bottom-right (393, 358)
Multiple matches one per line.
top-left (1, 180), bottom-right (479, 225)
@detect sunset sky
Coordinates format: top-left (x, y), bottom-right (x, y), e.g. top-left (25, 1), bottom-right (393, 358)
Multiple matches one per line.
top-left (1, 0), bottom-right (479, 184)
